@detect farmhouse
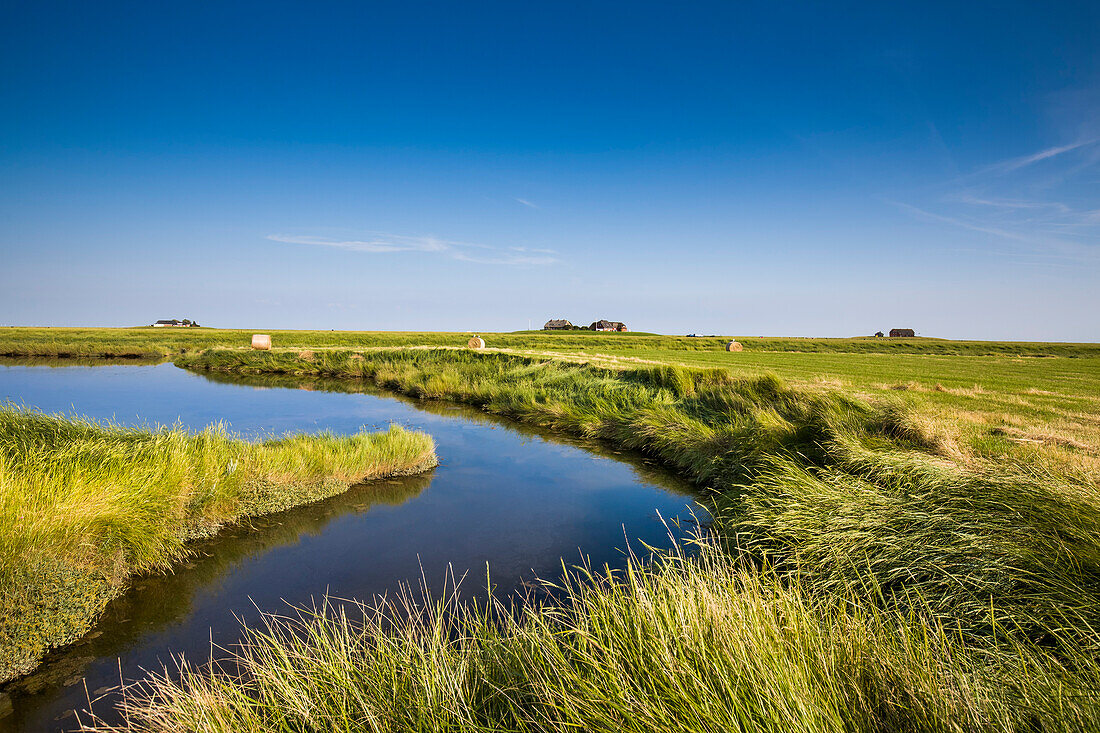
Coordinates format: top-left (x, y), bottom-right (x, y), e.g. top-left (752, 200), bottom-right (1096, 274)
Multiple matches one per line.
top-left (152, 319), bottom-right (199, 328)
top-left (589, 320), bottom-right (628, 332)
top-left (543, 319), bottom-right (573, 330)
top-left (889, 328), bottom-right (915, 338)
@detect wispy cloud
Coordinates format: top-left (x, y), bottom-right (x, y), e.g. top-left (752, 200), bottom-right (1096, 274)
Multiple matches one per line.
top-left (267, 233), bottom-right (557, 266)
top-left (953, 194), bottom-right (1071, 214)
top-left (986, 139), bottom-right (1098, 174)
top-left (892, 138), bottom-right (1100, 264)
top-left (891, 201), bottom-right (1098, 264)
top-left (513, 197), bottom-right (539, 209)
top-left (891, 202), bottom-right (1035, 243)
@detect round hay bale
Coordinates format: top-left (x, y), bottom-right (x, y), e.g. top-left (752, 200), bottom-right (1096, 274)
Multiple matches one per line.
top-left (251, 334), bottom-right (272, 350)
top-left (725, 340), bottom-right (743, 352)
top-left (468, 336), bottom-right (485, 349)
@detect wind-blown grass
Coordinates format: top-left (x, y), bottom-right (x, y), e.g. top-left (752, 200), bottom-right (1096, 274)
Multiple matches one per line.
top-left (0, 406), bottom-right (437, 683)
top-left (89, 543), bottom-right (1100, 733)
top-left (726, 443), bottom-right (1100, 645)
top-left (175, 349), bottom-right (1100, 639)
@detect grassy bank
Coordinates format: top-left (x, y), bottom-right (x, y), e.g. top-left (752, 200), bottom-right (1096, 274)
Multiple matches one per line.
top-left (0, 407), bottom-right (437, 683)
top-left (97, 346), bottom-right (1100, 731)
top-left (93, 544), bottom-right (1100, 733)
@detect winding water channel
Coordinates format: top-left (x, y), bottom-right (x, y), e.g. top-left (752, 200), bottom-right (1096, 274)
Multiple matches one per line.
top-left (0, 361), bottom-right (704, 732)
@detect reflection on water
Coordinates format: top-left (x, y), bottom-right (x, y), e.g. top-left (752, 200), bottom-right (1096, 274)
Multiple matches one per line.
top-left (0, 363), bottom-right (702, 732)
top-left (5, 474), bottom-right (433, 726)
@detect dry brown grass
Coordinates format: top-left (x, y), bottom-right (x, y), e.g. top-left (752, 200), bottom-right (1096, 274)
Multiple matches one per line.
top-left (991, 426), bottom-right (1095, 453)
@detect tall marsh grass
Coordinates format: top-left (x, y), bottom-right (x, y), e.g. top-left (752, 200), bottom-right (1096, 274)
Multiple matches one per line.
top-left (89, 542), bottom-right (1100, 733)
top-left (0, 406), bottom-right (436, 682)
top-left (176, 349), bottom-right (1100, 638)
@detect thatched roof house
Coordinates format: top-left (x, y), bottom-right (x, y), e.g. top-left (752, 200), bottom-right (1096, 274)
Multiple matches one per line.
top-left (543, 319), bottom-right (573, 330)
top-left (889, 328), bottom-right (915, 338)
top-left (152, 319), bottom-right (199, 328)
top-left (589, 320), bottom-right (628, 332)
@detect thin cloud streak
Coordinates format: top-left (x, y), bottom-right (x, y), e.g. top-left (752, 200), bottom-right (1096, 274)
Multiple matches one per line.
top-left (892, 135), bottom-right (1100, 265)
top-left (514, 197), bottom-right (539, 209)
top-left (893, 202), bottom-right (1036, 243)
top-left (993, 139), bottom-right (1098, 173)
top-left (946, 138), bottom-right (1100, 186)
top-left (267, 233), bottom-right (557, 266)
top-left (891, 202), bottom-right (1098, 263)
top-left (954, 194), bottom-right (1072, 214)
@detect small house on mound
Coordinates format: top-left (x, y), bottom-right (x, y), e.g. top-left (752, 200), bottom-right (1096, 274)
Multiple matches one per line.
top-left (590, 320), bottom-right (628, 332)
top-left (889, 328), bottom-right (915, 338)
top-left (152, 319), bottom-right (200, 328)
top-left (543, 319), bottom-right (573, 330)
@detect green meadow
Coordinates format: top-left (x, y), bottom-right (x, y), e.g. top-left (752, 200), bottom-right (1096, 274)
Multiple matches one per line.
top-left (2, 325), bottom-right (1097, 358)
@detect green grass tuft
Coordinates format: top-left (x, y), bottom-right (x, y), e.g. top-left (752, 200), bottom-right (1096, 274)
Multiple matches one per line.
top-left (88, 543), bottom-right (1100, 733)
top-left (0, 406), bottom-right (436, 682)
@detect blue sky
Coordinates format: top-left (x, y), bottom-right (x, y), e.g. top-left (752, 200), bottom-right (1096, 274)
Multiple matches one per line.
top-left (1, 1), bottom-right (1097, 339)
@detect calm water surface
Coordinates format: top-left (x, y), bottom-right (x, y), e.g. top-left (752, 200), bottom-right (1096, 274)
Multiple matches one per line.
top-left (0, 362), bottom-right (702, 732)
